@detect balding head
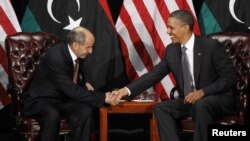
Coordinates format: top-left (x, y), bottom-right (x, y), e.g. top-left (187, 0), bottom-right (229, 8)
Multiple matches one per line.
top-left (67, 26), bottom-right (95, 58)
top-left (67, 26), bottom-right (95, 45)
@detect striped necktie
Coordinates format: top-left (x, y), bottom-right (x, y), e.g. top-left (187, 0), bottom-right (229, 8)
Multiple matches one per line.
top-left (73, 58), bottom-right (79, 84)
top-left (181, 46), bottom-right (193, 95)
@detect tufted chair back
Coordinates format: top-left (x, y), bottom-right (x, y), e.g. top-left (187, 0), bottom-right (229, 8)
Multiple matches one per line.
top-left (5, 32), bottom-right (71, 141)
top-left (6, 32), bottom-right (57, 117)
top-left (170, 32), bottom-right (250, 133)
top-left (208, 32), bottom-right (250, 124)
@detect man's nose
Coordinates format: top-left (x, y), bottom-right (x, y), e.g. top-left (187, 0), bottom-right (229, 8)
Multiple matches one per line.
top-left (167, 28), bottom-right (170, 34)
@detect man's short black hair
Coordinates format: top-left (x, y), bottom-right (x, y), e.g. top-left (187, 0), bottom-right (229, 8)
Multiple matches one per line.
top-left (170, 10), bottom-right (194, 31)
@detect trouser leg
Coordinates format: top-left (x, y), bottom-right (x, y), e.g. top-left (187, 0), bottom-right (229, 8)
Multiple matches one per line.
top-left (62, 102), bottom-right (94, 141)
top-left (37, 105), bottom-right (60, 141)
top-left (153, 99), bottom-right (191, 141)
top-left (191, 96), bottom-right (222, 141)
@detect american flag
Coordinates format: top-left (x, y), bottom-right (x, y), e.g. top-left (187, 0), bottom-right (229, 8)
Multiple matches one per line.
top-left (0, 0), bottom-right (21, 109)
top-left (101, 0), bottom-right (200, 100)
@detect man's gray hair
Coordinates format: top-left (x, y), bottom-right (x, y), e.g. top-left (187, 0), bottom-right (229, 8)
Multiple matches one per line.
top-left (66, 27), bottom-right (86, 45)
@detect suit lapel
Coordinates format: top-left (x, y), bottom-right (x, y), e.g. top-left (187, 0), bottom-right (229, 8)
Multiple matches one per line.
top-left (193, 36), bottom-right (203, 86)
top-left (172, 44), bottom-right (182, 73)
top-left (62, 43), bottom-right (74, 74)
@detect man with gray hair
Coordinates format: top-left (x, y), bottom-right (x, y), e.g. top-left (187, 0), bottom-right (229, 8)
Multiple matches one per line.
top-left (23, 26), bottom-right (116, 141)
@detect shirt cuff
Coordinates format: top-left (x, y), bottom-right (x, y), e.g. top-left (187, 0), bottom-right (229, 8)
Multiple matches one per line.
top-left (124, 87), bottom-right (131, 96)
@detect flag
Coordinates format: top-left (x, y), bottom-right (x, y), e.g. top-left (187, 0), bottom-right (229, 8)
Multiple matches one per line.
top-left (110, 0), bottom-right (200, 100)
top-left (0, 0), bottom-right (21, 109)
top-left (199, 0), bottom-right (250, 35)
top-left (21, 0), bottom-right (127, 91)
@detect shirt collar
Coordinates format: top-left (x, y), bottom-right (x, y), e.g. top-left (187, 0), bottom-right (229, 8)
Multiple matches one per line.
top-left (68, 45), bottom-right (77, 62)
top-left (182, 33), bottom-right (195, 51)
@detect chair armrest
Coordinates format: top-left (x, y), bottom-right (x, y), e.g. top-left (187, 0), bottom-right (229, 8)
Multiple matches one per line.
top-left (170, 87), bottom-right (178, 100)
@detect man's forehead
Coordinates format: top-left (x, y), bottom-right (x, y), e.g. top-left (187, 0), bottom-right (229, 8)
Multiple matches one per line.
top-left (168, 17), bottom-right (185, 25)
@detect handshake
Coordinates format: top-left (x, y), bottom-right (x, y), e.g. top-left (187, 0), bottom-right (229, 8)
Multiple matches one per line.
top-left (85, 83), bottom-right (129, 106)
top-left (104, 87), bottom-right (129, 106)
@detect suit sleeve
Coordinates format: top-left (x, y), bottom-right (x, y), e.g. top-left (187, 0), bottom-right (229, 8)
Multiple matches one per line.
top-left (202, 41), bottom-right (237, 95)
top-left (127, 51), bottom-right (170, 99)
top-left (46, 53), bottom-right (105, 107)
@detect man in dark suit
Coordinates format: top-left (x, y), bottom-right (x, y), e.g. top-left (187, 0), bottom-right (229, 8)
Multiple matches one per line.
top-left (114, 10), bottom-right (237, 141)
top-left (23, 26), bottom-right (116, 141)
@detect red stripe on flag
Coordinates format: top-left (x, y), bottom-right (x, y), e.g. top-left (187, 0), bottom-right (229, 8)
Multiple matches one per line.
top-left (133, 0), bottom-right (166, 59)
top-left (119, 6), bottom-right (154, 71)
top-left (153, 82), bottom-right (169, 100)
top-left (119, 37), bottom-right (139, 81)
top-left (98, 0), bottom-right (115, 25)
top-left (0, 46), bottom-right (8, 73)
top-left (0, 45), bottom-right (10, 106)
top-left (0, 6), bottom-right (17, 35)
top-left (155, 0), bottom-right (170, 28)
top-left (132, 0), bottom-right (169, 99)
top-left (0, 0), bottom-right (21, 106)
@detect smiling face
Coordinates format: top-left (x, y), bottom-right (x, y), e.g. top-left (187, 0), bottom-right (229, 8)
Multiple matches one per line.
top-left (167, 17), bottom-right (191, 45)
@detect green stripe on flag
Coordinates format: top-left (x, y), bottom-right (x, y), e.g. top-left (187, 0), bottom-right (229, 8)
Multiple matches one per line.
top-left (198, 2), bottom-right (222, 35)
top-left (21, 7), bottom-right (41, 32)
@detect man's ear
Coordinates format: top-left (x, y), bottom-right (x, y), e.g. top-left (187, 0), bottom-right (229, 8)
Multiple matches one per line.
top-left (72, 42), bottom-right (78, 50)
top-left (184, 24), bottom-right (190, 32)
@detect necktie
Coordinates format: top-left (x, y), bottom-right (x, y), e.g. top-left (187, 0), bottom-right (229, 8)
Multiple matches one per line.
top-left (181, 47), bottom-right (193, 95)
top-left (73, 58), bottom-right (79, 84)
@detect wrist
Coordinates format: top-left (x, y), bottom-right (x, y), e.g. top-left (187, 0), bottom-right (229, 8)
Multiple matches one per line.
top-left (105, 92), bottom-right (110, 103)
top-left (120, 88), bottom-right (128, 96)
top-left (199, 89), bottom-right (205, 97)
top-left (122, 87), bottom-right (130, 96)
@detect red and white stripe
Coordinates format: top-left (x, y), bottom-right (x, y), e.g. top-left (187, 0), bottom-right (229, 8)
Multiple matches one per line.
top-left (0, 0), bottom-right (21, 107)
top-left (115, 0), bottom-right (200, 100)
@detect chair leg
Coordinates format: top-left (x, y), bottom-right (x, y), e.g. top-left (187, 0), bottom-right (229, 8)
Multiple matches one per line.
top-left (150, 114), bottom-right (160, 141)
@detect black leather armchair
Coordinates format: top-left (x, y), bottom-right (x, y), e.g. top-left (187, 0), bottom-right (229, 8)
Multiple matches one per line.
top-left (5, 32), bottom-right (71, 141)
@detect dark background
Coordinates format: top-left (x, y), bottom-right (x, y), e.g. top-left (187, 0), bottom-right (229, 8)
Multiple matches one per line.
top-left (0, 0), bottom-right (203, 141)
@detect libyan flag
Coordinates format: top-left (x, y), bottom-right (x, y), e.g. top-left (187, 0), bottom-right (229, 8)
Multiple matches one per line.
top-left (21, 0), bottom-right (127, 91)
top-left (198, 0), bottom-right (250, 35)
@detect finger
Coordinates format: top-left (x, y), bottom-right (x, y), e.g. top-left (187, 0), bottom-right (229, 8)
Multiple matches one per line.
top-left (184, 97), bottom-right (192, 104)
top-left (111, 91), bottom-right (119, 95)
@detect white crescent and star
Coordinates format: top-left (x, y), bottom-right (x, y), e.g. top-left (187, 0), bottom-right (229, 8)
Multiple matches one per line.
top-left (63, 16), bottom-right (82, 30)
top-left (47, 0), bottom-right (250, 30)
top-left (76, 0), bottom-right (80, 12)
top-left (47, 0), bottom-right (82, 30)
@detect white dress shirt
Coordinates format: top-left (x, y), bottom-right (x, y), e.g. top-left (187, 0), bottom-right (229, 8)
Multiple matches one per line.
top-left (182, 33), bottom-right (196, 88)
top-left (68, 45), bottom-right (77, 64)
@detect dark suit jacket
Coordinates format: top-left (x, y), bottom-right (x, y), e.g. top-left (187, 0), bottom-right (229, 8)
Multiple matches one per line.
top-left (23, 42), bottom-right (105, 116)
top-left (127, 35), bottom-right (237, 102)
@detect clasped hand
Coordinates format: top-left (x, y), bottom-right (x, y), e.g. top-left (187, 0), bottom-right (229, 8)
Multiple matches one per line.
top-left (105, 88), bottom-right (129, 106)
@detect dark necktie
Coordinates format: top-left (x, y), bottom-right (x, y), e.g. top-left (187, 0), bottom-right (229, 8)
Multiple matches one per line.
top-left (73, 58), bottom-right (79, 84)
top-left (181, 47), bottom-right (193, 95)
